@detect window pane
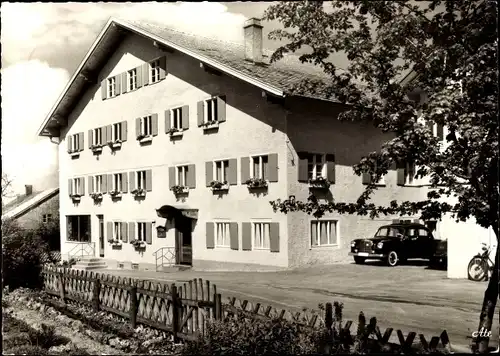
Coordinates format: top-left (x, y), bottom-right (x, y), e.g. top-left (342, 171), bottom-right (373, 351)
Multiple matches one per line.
top-left (262, 156), bottom-right (269, 180)
top-left (418, 228), bottom-right (428, 236)
top-left (253, 158), bottom-right (259, 178)
top-left (329, 222), bottom-right (337, 245)
top-left (223, 161), bottom-right (229, 181)
top-left (311, 222), bottom-right (318, 246)
top-left (264, 223), bottom-right (270, 249)
top-left (320, 222), bottom-right (328, 245)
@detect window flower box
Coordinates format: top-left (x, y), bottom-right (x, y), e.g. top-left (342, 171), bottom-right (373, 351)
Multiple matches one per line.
top-left (166, 128), bottom-right (184, 137)
top-left (70, 194), bottom-right (81, 202)
top-left (90, 192), bottom-right (103, 201)
top-left (137, 134), bottom-right (153, 143)
top-left (171, 185), bottom-right (189, 195)
top-left (132, 188), bottom-right (146, 198)
top-left (108, 140), bottom-right (122, 149)
top-left (209, 180), bottom-right (229, 192)
top-left (244, 178), bottom-right (268, 189)
top-left (69, 151), bottom-right (80, 158)
top-left (201, 121), bottom-right (219, 130)
top-left (308, 177), bottom-right (331, 189)
top-left (109, 190), bottom-right (122, 199)
top-left (131, 240), bottom-right (146, 249)
top-left (109, 239), bottom-right (122, 247)
top-left (90, 144), bottom-right (103, 153)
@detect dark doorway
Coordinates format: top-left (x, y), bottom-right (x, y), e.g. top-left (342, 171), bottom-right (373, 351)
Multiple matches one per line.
top-left (97, 215), bottom-right (104, 257)
top-left (175, 216), bottom-right (193, 266)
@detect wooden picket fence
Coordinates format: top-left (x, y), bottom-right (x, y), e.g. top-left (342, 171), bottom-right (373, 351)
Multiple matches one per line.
top-left (42, 266), bottom-right (222, 341)
top-left (42, 266), bottom-right (451, 352)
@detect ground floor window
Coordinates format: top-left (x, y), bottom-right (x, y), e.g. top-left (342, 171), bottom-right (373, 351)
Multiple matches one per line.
top-left (137, 222), bottom-right (147, 241)
top-left (215, 222), bottom-right (230, 247)
top-left (253, 222), bottom-right (270, 249)
top-left (67, 215), bottom-right (91, 242)
top-left (311, 220), bottom-right (338, 247)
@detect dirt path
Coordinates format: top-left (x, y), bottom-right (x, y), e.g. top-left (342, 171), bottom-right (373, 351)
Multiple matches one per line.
top-left (6, 306), bottom-right (122, 355)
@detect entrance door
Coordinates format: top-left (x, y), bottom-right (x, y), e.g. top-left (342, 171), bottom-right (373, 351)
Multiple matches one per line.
top-left (97, 215), bottom-right (104, 257)
top-left (175, 216), bottom-right (192, 266)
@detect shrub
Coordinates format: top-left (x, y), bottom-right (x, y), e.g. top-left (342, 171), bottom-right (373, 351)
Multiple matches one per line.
top-left (2, 218), bottom-right (53, 290)
top-left (182, 314), bottom-right (325, 355)
top-left (3, 345), bottom-right (48, 355)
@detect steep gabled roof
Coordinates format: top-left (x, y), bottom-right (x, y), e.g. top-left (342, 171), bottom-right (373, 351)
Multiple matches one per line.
top-left (1, 188), bottom-right (59, 220)
top-left (37, 17), bottom-right (334, 137)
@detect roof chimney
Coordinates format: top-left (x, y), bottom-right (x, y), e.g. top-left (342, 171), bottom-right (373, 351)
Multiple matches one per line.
top-left (25, 185), bottom-right (33, 196)
top-left (244, 18), bottom-right (263, 63)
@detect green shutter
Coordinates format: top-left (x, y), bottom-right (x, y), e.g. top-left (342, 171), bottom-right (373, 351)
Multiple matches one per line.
top-left (129, 222), bottom-right (135, 243)
top-left (187, 164), bottom-right (196, 188)
top-left (135, 118), bottom-right (141, 138)
top-left (159, 56), bottom-right (167, 80)
top-left (129, 172), bottom-right (136, 192)
top-left (181, 105), bottom-right (189, 129)
top-left (107, 222), bottom-right (113, 242)
top-left (121, 72), bottom-right (128, 94)
top-left (121, 121), bottom-right (127, 142)
top-left (142, 63), bottom-right (150, 86)
top-left (78, 133), bottom-right (84, 152)
top-left (121, 173), bottom-right (128, 193)
top-left (89, 176), bottom-right (94, 194)
top-left (68, 178), bottom-right (72, 196)
top-left (297, 152), bottom-right (309, 182)
top-left (152, 113), bottom-right (159, 136)
top-left (217, 96), bottom-right (226, 122)
top-left (146, 223), bottom-right (152, 244)
top-left (67, 135), bottom-right (72, 153)
top-left (80, 178), bottom-right (85, 196)
top-left (102, 174), bottom-right (108, 192)
top-left (230, 222), bottom-right (239, 250)
top-left (206, 222), bottom-right (215, 249)
top-left (106, 125), bottom-right (112, 143)
top-left (197, 101), bottom-right (204, 126)
top-left (169, 167), bottom-right (176, 189)
top-left (267, 153), bottom-right (278, 182)
top-left (269, 223), bottom-right (280, 252)
top-left (107, 174), bottom-right (113, 193)
top-left (101, 80), bottom-right (107, 100)
top-left (326, 154), bottom-right (335, 184)
top-left (228, 159), bottom-right (237, 185)
top-left (114, 75), bottom-right (121, 96)
top-left (146, 169), bottom-right (152, 191)
top-left (165, 110), bottom-right (171, 132)
top-left (136, 65), bottom-right (143, 88)
top-left (397, 162), bottom-right (406, 186)
top-left (206, 161), bottom-right (213, 187)
top-left (240, 157), bottom-right (250, 183)
top-left (88, 129), bottom-right (92, 149)
top-left (241, 222), bottom-right (252, 251)
top-left (121, 222), bottom-right (128, 243)
top-left (362, 172), bottom-right (371, 185)
top-left (436, 124), bottom-right (444, 141)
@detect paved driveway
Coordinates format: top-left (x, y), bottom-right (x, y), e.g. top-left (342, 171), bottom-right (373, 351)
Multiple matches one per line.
top-left (101, 261), bottom-right (498, 352)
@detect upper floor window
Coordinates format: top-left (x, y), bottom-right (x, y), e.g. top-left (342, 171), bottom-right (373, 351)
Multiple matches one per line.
top-left (107, 77), bottom-right (116, 97)
top-left (311, 220), bottom-right (338, 247)
top-left (405, 161), bottom-right (416, 185)
top-left (215, 222), bottom-right (230, 247)
top-left (204, 98), bottom-right (218, 123)
top-left (136, 170), bottom-right (147, 190)
top-left (140, 116), bottom-right (153, 137)
top-left (68, 133), bottom-right (81, 153)
top-left (42, 214), bottom-right (52, 223)
top-left (93, 175), bottom-right (104, 193)
top-left (92, 128), bottom-right (103, 146)
top-left (112, 173), bottom-right (123, 192)
top-left (251, 155), bottom-right (269, 180)
top-left (113, 221), bottom-right (123, 241)
top-left (307, 154), bottom-right (326, 180)
top-left (177, 165), bottom-right (189, 186)
top-left (214, 160), bottom-right (229, 182)
top-left (128, 69), bottom-right (137, 91)
top-left (253, 222), bottom-right (270, 249)
top-left (137, 222), bottom-right (147, 242)
top-left (71, 178), bottom-right (82, 196)
top-left (150, 59), bottom-right (160, 83)
top-left (112, 122), bottom-right (123, 142)
top-left (171, 107), bottom-right (183, 130)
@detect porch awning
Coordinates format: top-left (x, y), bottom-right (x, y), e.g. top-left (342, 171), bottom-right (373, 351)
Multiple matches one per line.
top-left (156, 205), bottom-right (198, 220)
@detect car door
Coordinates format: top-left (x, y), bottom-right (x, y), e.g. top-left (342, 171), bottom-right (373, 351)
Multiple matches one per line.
top-left (404, 227), bottom-right (419, 258)
top-left (417, 228), bottom-right (434, 258)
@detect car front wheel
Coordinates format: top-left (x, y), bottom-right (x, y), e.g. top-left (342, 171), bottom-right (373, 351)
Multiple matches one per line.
top-left (387, 251), bottom-right (399, 267)
top-left (354, 257), bottom-right (366, 264)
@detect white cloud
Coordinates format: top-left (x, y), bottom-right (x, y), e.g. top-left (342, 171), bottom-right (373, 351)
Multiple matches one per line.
top-left (1, 60), bottom-right (68, 194)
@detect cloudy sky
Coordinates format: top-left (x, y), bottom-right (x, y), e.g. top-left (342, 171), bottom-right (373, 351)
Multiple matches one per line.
top-left (1, 2), bottom-right (280, 197)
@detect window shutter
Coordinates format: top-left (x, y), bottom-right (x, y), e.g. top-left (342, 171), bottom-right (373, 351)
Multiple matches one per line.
top-left (146, 222), bottom-right (153, 244)
top-left (106, 125), bottom-right (112, 143)
top-left (197, 101), bottom-right (204, 126)
top-left (362, 172), bottom-right (371, 185)
top-left (159, 56), bottom-right (167, 80)
top-left (121, 72), bottom-right (128, 94)
top-left (135, 118), bottom-right (141, 138)
top-left (165, 110), bottom-right (171, 132)
top-left (146, 169), bottom-right (152, 191)
top-left (88, 129), bottom-right (92, 149)
top-left (326, 154), bottom-right (336, 184)
top-left (80, 178), bottom-right (85, 195)
top-left (107, 174), bottom-right (113, 192)
top-left (115, 75), bottom-right (121, 96)
top-left (181, 105), bottom-right (189, 129)
top-left (101, 80), bottom-right (107, 100)
top-left (121, 121), bottom-right (128, 142)
top-left (206, 222), bottom-right (215, 249)
top-left (107, 222), bottom-right (113, 242)
top-left (121, 173), bottom-right (128, 193)
top-left (397, 162), bottom-right (406, 186)
top-left (426, 121), bottom-right (433, 134)
top-left (78, 132), bottom-right (84, 152)
top-left (230, 222), bottom-right (239, 250)
top-left (68, 178), bottom-right (72, 196)
top-left (129, 172), bottom-right (136, 192)
top-left (205, 161), bottom-right (213, 186)
top-left (89, 176), bottom-right (94, 194)
top-left (267, 154), bottom-right (279, 182)
top-left (217, 96), bottom-right (226, 122)
top-left (297, 152), bottom-right (309, 182)
top-left (187, 164), bottom-right (196, 188)
top-left (142, 63), bottom-right (150, 86)
top-left (136, 65), bottom-right (143, 88)
top-left (67, 136), bottom-right (73, 153)
top-left (152, 113), bottom-right (159, 136)
top-left (436, 124), bottom-right (444, 141)
top-left (242, 222), bottom-right (252, 251)
top-left (169, 167), bottom-right (176, 189)
top-left (129, 222), bottom-right (135, 243)
top-left (240, 157), bottom-right (250, 183)
top-left (228, 159), bottom-right (237, 185)
top-left (121, 222), bottom-right (128, 243)
top-left (269, 223), bottom-right (280, 252)
top-left (102, 174), bottom-right (108, 192)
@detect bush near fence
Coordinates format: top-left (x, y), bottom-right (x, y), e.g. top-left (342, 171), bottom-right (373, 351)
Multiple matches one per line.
top-left (41, 266), bottom-right (452, 354)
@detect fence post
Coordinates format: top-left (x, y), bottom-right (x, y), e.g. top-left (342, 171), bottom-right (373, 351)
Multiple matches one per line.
top-left (58, 272), bottom-right (66, 305)
top-left (129, 285), bottom-right (138, 328)
top-left (214, 293), bottom-right (222, 321)
top-left (92, 278), bottom-right (101, 312)
top-left (172, 284), bottom-right (179, 343)
top-left (324, 303), bottom-right (333, 354)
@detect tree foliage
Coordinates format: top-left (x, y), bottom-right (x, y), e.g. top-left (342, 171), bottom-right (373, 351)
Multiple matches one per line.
top-left (264, 0), bottom-right (498, 235)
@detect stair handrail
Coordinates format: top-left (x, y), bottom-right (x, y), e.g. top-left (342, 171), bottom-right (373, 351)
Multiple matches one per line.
top-left (153, 246), bottom-right (176, 271)
top-left (67, 241), bottom-right (95, 260)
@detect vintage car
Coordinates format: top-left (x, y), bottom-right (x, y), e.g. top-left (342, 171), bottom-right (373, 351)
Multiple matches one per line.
top-left (349, 223), bottom-right (443, 267)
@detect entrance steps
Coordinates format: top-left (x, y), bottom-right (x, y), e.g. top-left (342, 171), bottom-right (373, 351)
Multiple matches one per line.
top-left (72, 257), bottom-right (108, 271)
top-left (157, 264), bottom-right (192, 272)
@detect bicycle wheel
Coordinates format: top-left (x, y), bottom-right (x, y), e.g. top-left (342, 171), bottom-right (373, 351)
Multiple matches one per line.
top-left (468, 256), bottom-right (488, 281)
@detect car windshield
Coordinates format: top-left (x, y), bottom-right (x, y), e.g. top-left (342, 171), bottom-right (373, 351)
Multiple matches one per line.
top-left (375, 227), bottom-right (404, 238)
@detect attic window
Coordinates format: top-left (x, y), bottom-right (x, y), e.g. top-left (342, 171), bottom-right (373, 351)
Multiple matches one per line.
top-left (150, 59), bottom-right (160, 83)
top-left (107, 77), bottom-right (116, 97)
top-left (128, 69), bottom-right (137, 91)
top-left (42, 214), bottom-right (52, 223)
